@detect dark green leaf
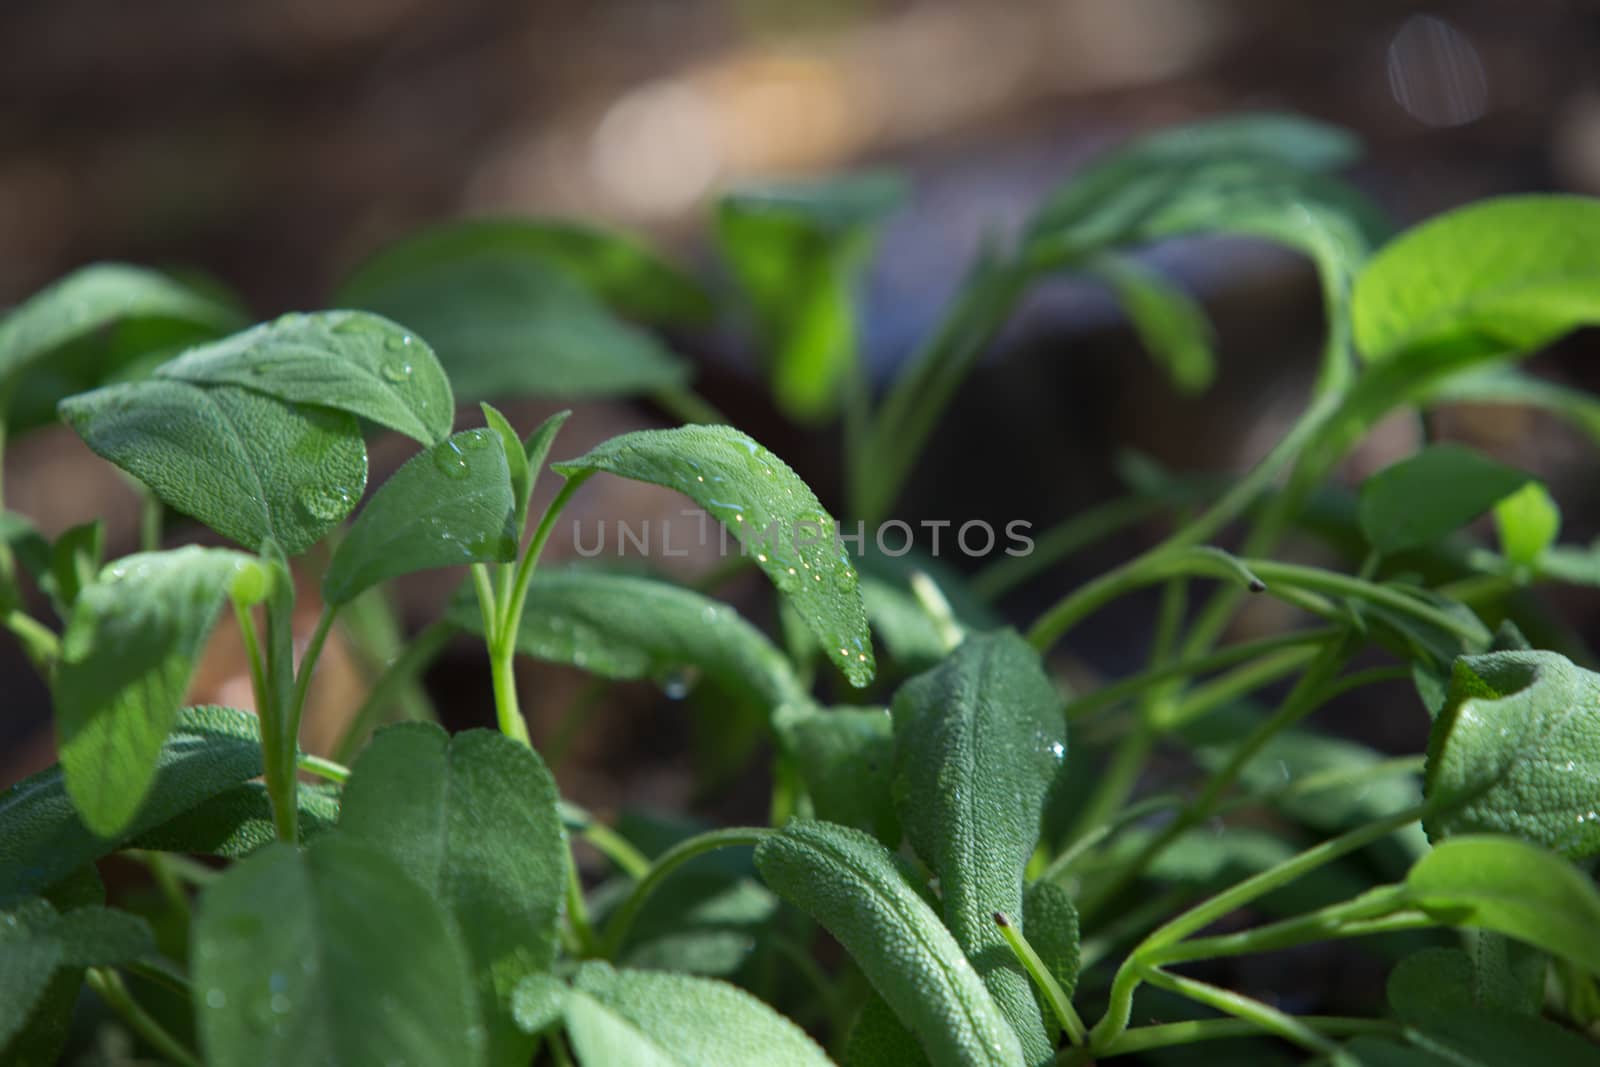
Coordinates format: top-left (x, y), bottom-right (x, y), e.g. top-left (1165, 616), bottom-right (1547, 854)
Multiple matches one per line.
top-left (322, 427), bottom-right (518, 605)
top-left (126, 781), bottom-right (340, 858)
top-left (480, 403), bottom-right (531, 532)
top-left (1387, 943), bottom-right (1543, 1023)
top-left (338, 249), bottom-right (687, 404)
top-left (41, 520), bottom-right (103, 617)
top-left (846, 995), bottom-right (931, 1067)
top-left (890, 631), bottom-right (1064, 1063)
top-left (559, 962), bottom-right (833, 1067)
top-left (59, 380), bottom-right (367, 555)
top-left (156, 310), bottom-right (454, 445)
top-left (1494, 482), bottom-right (1560, 568)
top-left (1, 868), bottom-right (104, 1067)
top-left (338, 724), bottom-right (566, 1067)
top-left (338, 218), bottom-right (711, 325)
top-left (716, 173), bottom-right (904, 421)
top-left (193, 835), bottom-right (485, 1067)
top-left (1424, 651), bottom-right (1600, 858)
top-left (0, 263), bottom-right (244, 394)
top-left (1021, 881), bottom-right (1079, 1001)
top-left (774, 704), bottom-right (899, 846)
top-left (450, 568), bottom-right (807, 710)
top-left (1086, 254), bottom-right (1216, 393)
top-left (0, 706), bottom-right (283, 904)
top-left (1358, 444), bottom-right (1530, 556)
top-left (553, 426), bottom-right (874, 686)
top-left (755, 819), bottom-right (1024, 1067)
top-left (53, 547), bottom-right (268, 836)
top-left (1403, 835), bottom-right (1600, 974)
top-left (1354, 195), bottom-right (1600, 365)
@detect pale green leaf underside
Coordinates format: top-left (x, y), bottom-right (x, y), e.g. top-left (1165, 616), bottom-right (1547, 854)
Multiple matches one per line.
top-left (193, 836), bottom-right (485, 1067)
top-left (59, 380), bottom-right (366, 556)
top-left (156, 310), bottom-right (453, 445)
top-left (322, 427), bottom-right (517, 605)
top-left (553, 425), bottom-right (874, 686)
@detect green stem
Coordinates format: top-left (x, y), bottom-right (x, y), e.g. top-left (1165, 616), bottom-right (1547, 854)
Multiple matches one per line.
top-left (5, 610), bottom-right (60, 670)
top-left (296, 752), bottom-right (350, 784)
top-left (1158, 643), bottom-right (1324, 730)
top-left (1244, 559), bottom-right (1487, 644)
top-left (971, 495), bottom-right (1166, 601)
top-left (1068, 1015), bottom-right (1398, 1062)
top-left (85, 967), bottom-right (202, 1067)
top-left (1147, 888), bottom-right (1429, 967)
top-left (599, 827), bottom-right (770, 958)
top-left (1123, 966), bottom-right (1342, 1057)
top-left (332, 620), bottom-right (452, 764)
top-left (994, 911), bottom-right (1087, 1044)
top-left (288, 605), bottom-right (338, 748)
top-left (139, 489), bottom-right (163, 553)
top-left (565, 857), bottom-right (601, 957)
top-left (1042, 793), bottom-right (1186, 884)
top-left (581, 822), bottom-right (652, 881)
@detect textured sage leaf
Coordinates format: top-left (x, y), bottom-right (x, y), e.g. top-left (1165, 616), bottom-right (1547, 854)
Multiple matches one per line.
top-left (0, 706), bottom-right (284, 904)
top-left (59, 380), bottom-right (366, 555)
top-left (193, 835), bottom-right (485, 1067)
top-left (774, 704), bottom-right (899, 846)
top-left (1021, 880), bottom-right (1080, 1001)
top-left (716, 173), bottom-right (904, 421)
top-left (450, 568), bottom-right (808, 710)
top-left (1354, 195), bottom-right (1600, 365)
top-left (1403, 835), bottom-right (1600, 974)
top-left (1086, 254), bottom-right (1216, 393)
top-left (755, 819), bottom-right (1025, 1067)
top-left (1424, 651), bottom-right (1600, 858)
top-left (323, 427), bottom-right (517, 605)
top-left (156, 310), bottom-right (453, 445)
top-left (40, 521), bottom-right (104, 618)
top-left (480, 403), bottom-right (531, 532)
top-left (338, 217), bottom-right (711, 326)
top-left (553, 426), bottom-right (874, 686)
top-left (0, 263), bottom-right (243, 393)
top-left (1494, 482), bottom-right (1560, 568)
top-left (337, 248), bottom-right (687, 403)
top-left (126, 781), bottom-right (340, 858)
top-left (559, 962), bottom-right (833, 1067)
top-left (509, 973), bottom-right (568, 1037)
top-left (0, 868), bottom-right (103, 1067)
top-left (1358, 444), bottom-right (1530, 556)
top-left (846, 995), bottom-right (931, 1067)
top-left (52, 547), bottom-right (267, 836)
top-left (0, 898), bottom-right (154, 1054)
top-left (338, 724), bottom-right (566, 1067)
top-left (890, 631), bottom-right (1065, 1064)
top-left (1388, 943), bottom-right (1543, 1023)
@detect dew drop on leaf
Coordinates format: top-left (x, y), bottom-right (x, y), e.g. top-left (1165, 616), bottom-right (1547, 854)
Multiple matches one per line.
top-left (432, 440), bottom-right (470, 479)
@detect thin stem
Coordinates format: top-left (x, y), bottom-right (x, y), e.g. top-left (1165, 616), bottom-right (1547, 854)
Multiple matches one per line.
top-left (599, 827), bottom-right (770, 958)
top-left (564, 858), bottom-right (601, 957)
top-left (5, 610), bottom-right (60, 670)
top-left (85, 968), bottom-right (201, 1067)
top-left (139, 490), bottom-right (163, 553)
top-left (333, 620), bottom-right (452, 763)
top-left (488, 639), bottom-right (530, 745)
top-left (296, 752), bottom-right (350, 784)
top-left (502, 475), bottom-right (588, 644)
top-left (972, 495), bottom-right (1167, 601)
top-left (581, 822), bottom-right (652, 881)
top-left (287, 605), bottom-right (338, 751)
top-left (1244, 559), bottom-right (1487, 644)
top-left (1131, 965), bottom-right (1341, 1056)
top-left (140, 851), bottom-right (190, 925)
top-left (1159, 644), bottom-right (1324, 730)
top-left (1074, 1016), bottom-right (1398, 1063)
top-left (1042, 794), bottom-right (1186, 884)
top-left (1148, 892), bottom-right (1430, 967)
top-left (994, 911), bottom-right (1087, 1044)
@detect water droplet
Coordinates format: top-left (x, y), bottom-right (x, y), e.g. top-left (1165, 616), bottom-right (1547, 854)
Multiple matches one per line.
top-left (270, 993), bottom-right (291, 1014)
top-left (206, 989), bottom-right (228, 1009)
top-left (384, 333), bottom-right (414, 351)
top-left (298, 485), bottom-right (354, 522)
top-left (700, 605), bottom-right (721, 624)
top-left (657, 667), bottom-right (699, 700)
top-left (433, 440), bottom-right (470, 479)
top-left (380, 361), bottom-right (413, 383)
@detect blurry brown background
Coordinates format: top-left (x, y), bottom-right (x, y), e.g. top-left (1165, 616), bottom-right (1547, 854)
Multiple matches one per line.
top-left (6, 0), bottom-right (1600, 805)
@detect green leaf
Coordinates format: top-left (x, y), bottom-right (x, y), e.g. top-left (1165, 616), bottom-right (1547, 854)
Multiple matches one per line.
top-left (1424, 651), bottom-right (1600, 858)
top-left (1354, 195), bottom-right (1600, 365)
top-left (774, 704), bottom-right (899, 846)
top-left (1085, 254), bottom-right (1215, 393)
top-left (553, 426), bottom-right (874, 686)
top-left (558, 962), bottom-right (834, 1067)
top-left (1358, 444), bottom-right (1530, 556)
top-left (480, 403), bottom-right (532, 532)
top-left (59, 380), bottom-right (366, 555)
top-left (0, 706), bottom-right (293, 904)
top-left (193, 835), bottom-right (485, 1067)
top-left (40, 520), bottom-right (104, 617)
top-left (126, 781), bottom-right (341, 858)
top-left (322, 427), bottom-right (518, 606)
top-left (52, 547), bottom-right (268, 836)
top-left (337, 248), bottom-right (688, 404)
top-left (0, 868), bottom-right (104, 1067)
top-left (755, 819), bottom-right (1025, 1067)
top-left (156, 310), bottom-right (454, 445)
top-left (1402, 835), bottom-right (1600, 975)
top-left (337, 217), bottom-right (711, 326)
top-left (846, 995), bottom-right (930, 1067)
top-left (0, 263), bottom-right (244, 394)
top-left (1494, 482), bottom-right (1561, 568)
top-left (1388, 944), bottom-right (1540, 1022)
top-left (716, 173), bottom-right (905, 421)
top-left (337, 724), bottom-right (566, 1067)
top-left (509, 973), bottom-right (567, 1037)
top-left (1, 897), bottom-right (154, 1056)
top-left (450, 568), bottom-right (808, 709)
top-left (890, 631), bottom-right (1065, 1063)
top-left (860, 571), bottom-right (966, 673)
top-left (1021, 881), bottom-right (1080, 1001)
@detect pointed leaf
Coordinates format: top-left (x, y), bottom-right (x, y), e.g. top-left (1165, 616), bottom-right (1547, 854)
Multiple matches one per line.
top-left (480, 403), bottom-right (532, 532)
top-left (1494, 482), bottom-right (1561, 568)
top-left (338, 724), bottom-right (566, 1067)
top-left (890, 631), bottom-right (1065, 1063)
top-left (1424, 651), bottom-right (1600, 858)
top-left (1021, 881), bottom-right (1080, 1001)
top-left (1086, 254), bottom-right (1216, 393)
top-left (1354, 195), bottom-right (1600, 365)
top-left (755, 819), bottom-right (1025, 1067)
top-left (59, 380), bottom-right (366, 555)
top-left (0, 706), bottom-right (298, 904)
top-left (1358, 444), bottom-right (1530, 556)
top-left (323, 427), bottom-right (517, 605)
top-left (193, 835), bottom-right (485, 1067)
top-left (52, 548), bottom-right (267, 836)
top-left (560, 962), bottom-right (834, 1067)
top-left (449, 568), bottom-right (807, 709)
top-left (156, 310), bottom-right (453, 445)
top-left (553, 426), bottom-right (874, 686)
top-left (1403, 835), bottom-right (1600, 975)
